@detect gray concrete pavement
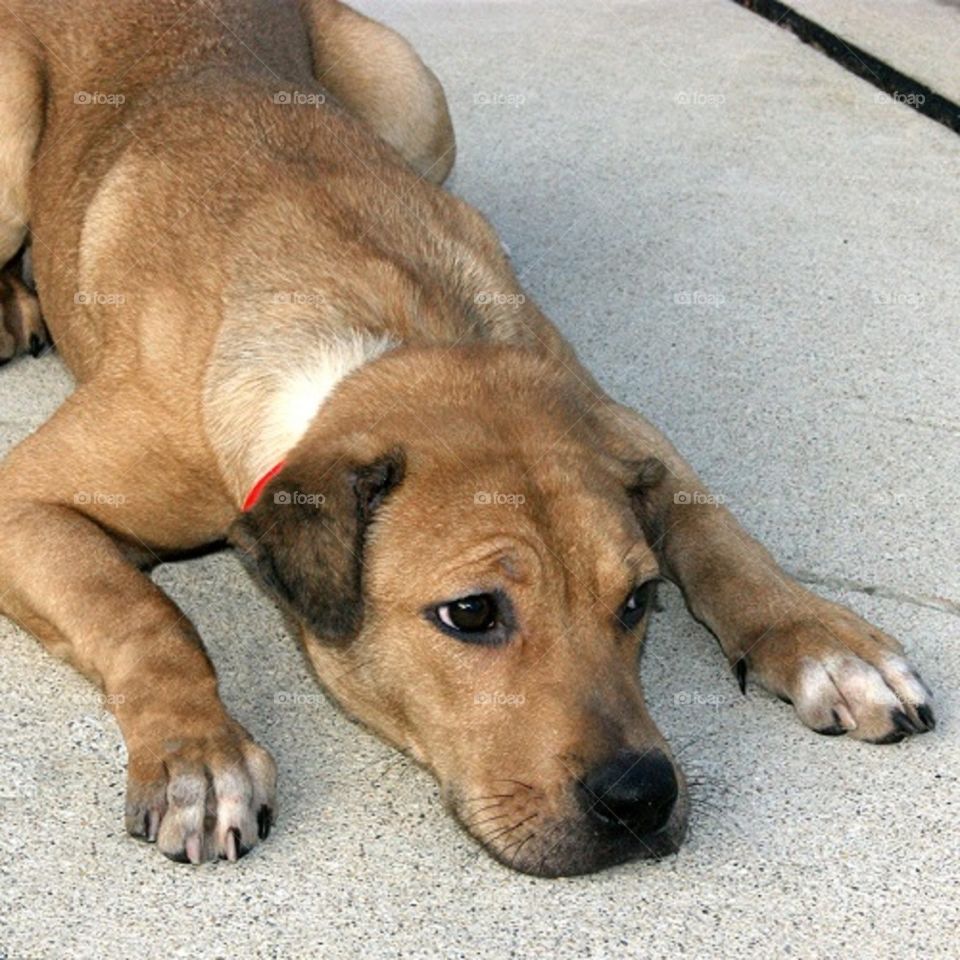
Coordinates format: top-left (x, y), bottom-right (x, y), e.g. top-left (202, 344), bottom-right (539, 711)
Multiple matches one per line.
top-left (1, 1), bottom-right (958, 957)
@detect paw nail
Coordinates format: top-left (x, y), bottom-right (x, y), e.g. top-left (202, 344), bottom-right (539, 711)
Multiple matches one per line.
top-left (29, 333), bottom-right (42, 357)
top-left (735, 659), bottom-right (748, 695)
top-left (257, 804), bottom-right (272, 841)
top-left (892, 710), bottom-right (918, 735)
top-left (917, 704), bottom-right (936, 731)
top-left (873, 730), bottom-right (907, 745)
top-left (816, 724), bottom-right (846, 737)
top-left (147, 810), bottom-right (160, 843)
top-left (226, 827), bottom-right (240, 862)
top-left (816, 710), bottom-right (847, 736)
top-left (186, 833), bottom-right (203, 864)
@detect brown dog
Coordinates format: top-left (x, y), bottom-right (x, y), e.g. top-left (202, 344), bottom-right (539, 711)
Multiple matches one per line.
top-left (0, 0), bottom-right (934, 876)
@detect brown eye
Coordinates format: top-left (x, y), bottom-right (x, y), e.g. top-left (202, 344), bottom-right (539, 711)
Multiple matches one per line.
top-left (437, 594), bottom-right (498, 634)
top-left (618, 581), bottom-right (658, 630)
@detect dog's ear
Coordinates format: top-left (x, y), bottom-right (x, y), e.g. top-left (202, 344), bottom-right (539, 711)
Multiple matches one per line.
top-left (586, 403), bottom-right (673, 547)
top-left (625, 456), bottom-right (668, 551)
top-left (230, 448), bottom-right (406, 645)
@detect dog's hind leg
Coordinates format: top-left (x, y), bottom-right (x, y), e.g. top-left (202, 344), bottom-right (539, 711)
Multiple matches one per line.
top-left (0, 385), bottom-right (277, 863)
top-left (299, 0), bottom-right (456, 183)
top-left (0, 32), bottom-right (49, 364)
top-left (0, 32), bottom-right (43, 266)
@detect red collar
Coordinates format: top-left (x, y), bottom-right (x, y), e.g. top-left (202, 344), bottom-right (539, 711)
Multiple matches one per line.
top-left (242, 460), bottom-right (287, 512)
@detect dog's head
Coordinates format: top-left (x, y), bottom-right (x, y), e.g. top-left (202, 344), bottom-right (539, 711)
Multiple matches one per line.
top-left (231, 345), bottom-right (687, 876)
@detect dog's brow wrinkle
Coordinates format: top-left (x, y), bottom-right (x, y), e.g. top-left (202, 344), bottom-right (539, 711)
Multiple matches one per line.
top-left (497, 553), bottom-right (524, 582)
top-left (441, 536), bottom-right (542, 584)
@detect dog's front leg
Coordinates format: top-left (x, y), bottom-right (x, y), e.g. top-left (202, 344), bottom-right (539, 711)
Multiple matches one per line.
top-left (0, 387), bottom-right (276, 861)
top-left (606, 403), bottom-right (934, 743)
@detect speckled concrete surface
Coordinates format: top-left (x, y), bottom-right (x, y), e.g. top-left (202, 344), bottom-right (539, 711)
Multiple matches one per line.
top-left (1, 2), bottom-right (958, 958)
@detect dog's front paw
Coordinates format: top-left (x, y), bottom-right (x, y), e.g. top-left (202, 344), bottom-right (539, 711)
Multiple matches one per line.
top-left (741, 605), bottom-right (935, 743)
top-left (124, 720), bottom-right (277, 863)
top-left (0, 266), bottom-right (49, 365)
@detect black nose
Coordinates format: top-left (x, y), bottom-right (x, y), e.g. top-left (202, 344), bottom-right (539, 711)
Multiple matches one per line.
top-left (579, 749), bottom-right (678, 835)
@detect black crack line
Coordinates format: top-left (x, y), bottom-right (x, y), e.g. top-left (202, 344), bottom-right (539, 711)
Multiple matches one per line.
top-left (730, 0), bottom-right (960, 136)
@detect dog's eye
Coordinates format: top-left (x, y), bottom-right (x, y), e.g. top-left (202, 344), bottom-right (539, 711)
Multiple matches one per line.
top-left (617, 580), bottom-right (658, 630)
top-left (436, 594), bottom-right (498, 634)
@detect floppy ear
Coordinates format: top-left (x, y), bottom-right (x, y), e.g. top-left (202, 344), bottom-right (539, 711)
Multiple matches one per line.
top-left (587, 402), bottom-right (673, 552)
top-left (626, 456), bottom-right (669, 552)
top-left (229, 448), bottom-right (405, 645)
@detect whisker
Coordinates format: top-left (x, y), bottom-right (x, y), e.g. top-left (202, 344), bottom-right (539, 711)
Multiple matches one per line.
top-left (501, 830), bottom-right (536, 865)
top-left (492, 778), bottom-right (534, 791)
top-left (460, 793), bottom-right (516, 805)
top-left (536, 820), bottom-right (564, 876)
top-left (463, 801), bottom-right (510, 817)
top-left (466, 812), bottom-right (512, 831)
top-left (484, 812), bottom-right (538, 845)
top-left (499, 831), bottom-right (528, 855)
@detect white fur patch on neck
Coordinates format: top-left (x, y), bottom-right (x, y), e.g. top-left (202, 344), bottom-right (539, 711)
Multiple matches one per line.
top-left (205, 329), bottom-right (397, 502)
top-left (258, 333), bottom-right (389, 468)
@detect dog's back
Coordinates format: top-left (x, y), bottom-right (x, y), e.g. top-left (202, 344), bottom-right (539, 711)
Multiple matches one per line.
top-left (2, 0), bottom-right (468, 382)
top-left (9, 0), bottom-right (316, 90)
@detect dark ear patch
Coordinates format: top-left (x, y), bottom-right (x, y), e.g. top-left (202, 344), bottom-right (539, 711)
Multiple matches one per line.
top-left (628, 457), bottom-right (667, 492)
top-left (354, 453), bottom-right (405, 520)
top-left (626, 457), bottom-right (668, 554)
top-left (230, 448), bottom-right (405, 645)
